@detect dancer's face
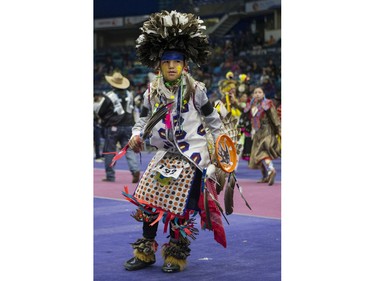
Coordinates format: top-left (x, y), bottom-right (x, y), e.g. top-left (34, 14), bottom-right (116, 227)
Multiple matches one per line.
top-left (253, 87), bottom-right (265, 101)
top-left (161, 59), bottom-right (184, 82)
top-left (239, 93), bottom-right (248, 103)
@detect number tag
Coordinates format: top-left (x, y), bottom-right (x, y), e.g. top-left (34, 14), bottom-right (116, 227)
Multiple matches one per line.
top-left (155, 164), bottom-right (182, 180)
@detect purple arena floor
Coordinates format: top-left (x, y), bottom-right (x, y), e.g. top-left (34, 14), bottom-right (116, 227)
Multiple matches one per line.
top-left (94, 151), bottom-right (281, 280)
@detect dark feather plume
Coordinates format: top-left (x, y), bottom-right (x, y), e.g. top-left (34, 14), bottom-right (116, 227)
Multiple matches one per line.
top-left (143, 102), bottom-right (174, 139)
top-left (224, 175), bottom-right (235, 215)
top-left (136, 10), bottom-right (211, 68)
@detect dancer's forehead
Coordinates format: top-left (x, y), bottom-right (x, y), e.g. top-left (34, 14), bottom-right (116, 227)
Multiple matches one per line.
top-left (161, 51), bottom-right (185, 61)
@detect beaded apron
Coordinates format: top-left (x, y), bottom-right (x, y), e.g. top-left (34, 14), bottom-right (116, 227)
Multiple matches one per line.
top-left (134, 152), bottom-right (196, 216)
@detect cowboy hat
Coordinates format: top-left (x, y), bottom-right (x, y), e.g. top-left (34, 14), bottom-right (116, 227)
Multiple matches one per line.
top-left (105, 72), bottom-right (130, 89)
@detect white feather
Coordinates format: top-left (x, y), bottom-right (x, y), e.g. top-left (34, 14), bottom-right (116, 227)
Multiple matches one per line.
top-left (145, 29), bottom-right (157, 34)
top-left (163, 15), bottom-right (172, 27)
top-left (206, 164), bottom-right (217, 180)
top-left (179, 15), bottom-right (188, 25)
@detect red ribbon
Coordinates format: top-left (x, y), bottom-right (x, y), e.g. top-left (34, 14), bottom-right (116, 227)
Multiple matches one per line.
top-left (104, 144), bottom-right (129, 167)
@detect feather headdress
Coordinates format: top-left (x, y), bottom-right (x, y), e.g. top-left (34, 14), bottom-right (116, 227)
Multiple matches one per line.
top-left (218, 71), bottom-right (237, 94)
top-left (135, 10), bottom-right (211, 68)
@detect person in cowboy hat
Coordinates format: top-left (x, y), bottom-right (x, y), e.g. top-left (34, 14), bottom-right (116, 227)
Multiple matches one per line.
top-left (121, 10), bottom-right (229, 274)
top-left (94, 70), bottom-right (141, 183)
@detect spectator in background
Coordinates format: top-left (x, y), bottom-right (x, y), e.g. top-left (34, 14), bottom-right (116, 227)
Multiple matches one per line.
top-left (94, 71), bottom-right (141, 183)
top-left (238, 93), bottom-right (252, 161)
top-left (250, 61), bottom-right (262, 81)
top-left (261, 75), bottom-right (276, 100)
top-left (237, 78), bottom-right (253, 161)
top-left (266, 58), bottom-right (278, 79)
top-left (254, 35), bottom-right (263, 48)
top-left (94, 91), bottom-right (104, 162)
top-left (252, 2), bottom-right (259, 11)
top-left (104, 55), bottom-right (115, 74)
top-left (265, 35), bottom-right (276, 46)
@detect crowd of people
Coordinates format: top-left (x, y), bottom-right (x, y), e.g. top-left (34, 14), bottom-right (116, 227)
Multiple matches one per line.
top-left (93, 10), bottom-right (281, 275)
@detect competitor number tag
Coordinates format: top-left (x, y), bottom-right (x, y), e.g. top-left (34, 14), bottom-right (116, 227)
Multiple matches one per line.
top-left (155, 164), bottom-right (182, 180)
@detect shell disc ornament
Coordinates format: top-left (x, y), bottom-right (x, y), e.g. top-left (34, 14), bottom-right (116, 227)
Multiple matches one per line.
top-left (215, 134), bottom-right (237, 173)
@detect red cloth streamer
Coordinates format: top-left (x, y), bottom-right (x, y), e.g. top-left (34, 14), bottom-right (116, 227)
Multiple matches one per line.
top-left (150, 210), bottom-right (164, 226)
top-left (198, 178), bottom-right (227, 248)
top-left (184, 228), bottom-right (192, 236)
top-left (109, 144), bottom-right (129, 167)
top-left (124, 186), bottom-right (129, 194)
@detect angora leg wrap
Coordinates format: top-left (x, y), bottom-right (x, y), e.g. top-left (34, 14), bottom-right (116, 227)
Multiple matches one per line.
top-left (131, 238), bottom-right (158, 263)
top-left (161, 238), bottom-right (191, 271)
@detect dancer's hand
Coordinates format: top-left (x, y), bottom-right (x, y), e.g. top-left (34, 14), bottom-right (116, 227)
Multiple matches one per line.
top-left (128, 135), bottom-right (143, 153)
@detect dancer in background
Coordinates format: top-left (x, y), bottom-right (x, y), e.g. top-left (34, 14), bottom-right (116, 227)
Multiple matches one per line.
top-left (238, 90), bottom-right (253, 161)
top-left (247, 86), bottom-right (281, 185)
top-left (217, 71), bottom-right (242, 120)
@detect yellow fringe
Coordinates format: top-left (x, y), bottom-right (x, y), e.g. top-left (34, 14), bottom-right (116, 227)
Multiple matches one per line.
top-left (133, 249), bottom-right (155, 263)
top-left (163, 256), bottom-right (187, 271)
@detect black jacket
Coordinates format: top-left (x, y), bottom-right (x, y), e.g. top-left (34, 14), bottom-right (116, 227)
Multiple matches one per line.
top-left (96, 89), bottom-right (135, 127)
